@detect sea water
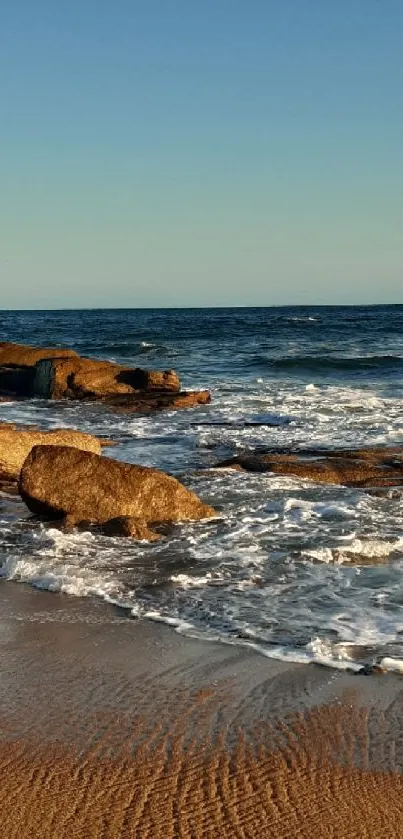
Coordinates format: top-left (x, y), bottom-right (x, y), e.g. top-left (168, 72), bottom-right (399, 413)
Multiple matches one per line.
top-left (1, 305), bottom-right (403, 672)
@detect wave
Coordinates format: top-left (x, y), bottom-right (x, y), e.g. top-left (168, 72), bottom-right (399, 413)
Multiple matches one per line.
top-left (283, 316), bottom-right (320, 324)
top-left (141, 613), bottom-right (403, 676)
top-left (250, 354), bottom-right (403, 375)
top-left (1, 527), bottom-right (402, 678)
top-left (84, 341), bottom-right (174, 359)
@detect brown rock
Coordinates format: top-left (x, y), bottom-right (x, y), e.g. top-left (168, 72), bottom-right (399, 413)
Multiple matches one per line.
top-left (33, 356), bottom-right (181, 400)
top-left (19, 446), bottom-right (217, 534)
top-left (104, 389), bottom-right (212, 413)
top-left (0, 422), bottom-right (106, 484)
top-left (0, 342), bottom-right (77, 368)
top-left (0, 342), bottom-right (211, 414)
top-left (101, 516), bottom-right (161, 541)
top-left (0, 343), bottom-right (78, 398)
top-left (216, 446), bottom-right (403, 489)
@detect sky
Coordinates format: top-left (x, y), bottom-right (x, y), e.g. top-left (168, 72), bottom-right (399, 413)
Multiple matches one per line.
top-left (1, 0), bottom-right (402, 308)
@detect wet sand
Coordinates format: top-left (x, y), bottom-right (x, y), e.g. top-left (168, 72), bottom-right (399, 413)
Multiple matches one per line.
top-left (1, 581), bottom-right (403, 837)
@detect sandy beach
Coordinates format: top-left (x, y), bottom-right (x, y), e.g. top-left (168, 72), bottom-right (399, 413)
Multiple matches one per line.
top-left (1, 581), bottom-right (403, 838)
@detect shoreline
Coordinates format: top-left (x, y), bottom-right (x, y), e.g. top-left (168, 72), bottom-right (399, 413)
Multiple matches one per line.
top-left (2, 581), bottom-right (403, 836)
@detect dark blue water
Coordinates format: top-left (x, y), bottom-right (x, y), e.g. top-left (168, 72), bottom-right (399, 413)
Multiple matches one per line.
top-left (2, 305), bottom-right (403, 382)
top-left (1, 305), bottom-right (403, 672)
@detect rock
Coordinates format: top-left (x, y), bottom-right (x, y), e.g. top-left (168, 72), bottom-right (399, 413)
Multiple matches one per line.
top-left (0, 342), bottom-right (211, 413)
top-left (216, 446), bottom-right (403, 489)
top-left (0, 343), bottom-right (78, 398)
top-left (33, 356), bottom-right (181, 400)
top-left (0, 422), bottom-right (106, 484)
top-left (103, 390), bottom-right (212, 413)
top-left (60, 514), bottom-right (161, 540)
top-left (0, 366), bottom-right (33, 397)
top-left (101, 516), bottom-right (161, 541)
top-left (118, 368), bottom-right (180, 393)
top-left (19, 446), bottom-right (217, 538)
top-left (0, 342), bottom-right (78, 368)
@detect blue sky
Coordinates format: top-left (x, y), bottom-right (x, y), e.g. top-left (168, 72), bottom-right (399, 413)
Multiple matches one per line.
top-left (1, 0), bottom-right (402, 308)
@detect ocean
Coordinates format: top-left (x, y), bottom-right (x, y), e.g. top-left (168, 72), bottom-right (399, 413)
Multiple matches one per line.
top-left (1, 305), bottom-right (403, 673)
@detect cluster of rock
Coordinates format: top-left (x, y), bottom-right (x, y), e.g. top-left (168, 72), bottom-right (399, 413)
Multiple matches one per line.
top-left (3, 341), bottom-right (403, 545)
top-left (0, 421), bottom-right (216, 539)
top-left (0, 341), bottom-right (215, 540)
top-left (0, 341), bottom-right (210, 412)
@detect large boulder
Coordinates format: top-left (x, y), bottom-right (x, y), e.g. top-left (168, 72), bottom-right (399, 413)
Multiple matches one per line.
top-left (0, 422), bottom-right (107, 485)
top-left (19, 446), bottom-right (216, 538)
top-left (216, 446), bottom-right (403, 489)
top-left (33, 356), bottom-right (180, 400)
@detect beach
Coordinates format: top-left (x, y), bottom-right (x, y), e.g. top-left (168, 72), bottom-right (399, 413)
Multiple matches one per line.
top-left (2, 309), bottom-right (403, 835)
top-left (1, 581), bottom-right (403, 838)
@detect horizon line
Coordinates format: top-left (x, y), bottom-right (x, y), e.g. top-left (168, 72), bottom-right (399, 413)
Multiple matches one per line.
top-left (1, 302), bottom-right (403, 313)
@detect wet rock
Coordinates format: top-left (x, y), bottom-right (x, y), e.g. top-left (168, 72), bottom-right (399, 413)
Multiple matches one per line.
top-left (101, 516), bottom-right (161, 541)
top-left (33, 356), bottom-right (180, 400)
top-left (60, 514), bottom-right (161, 541)
top-left (0, 366), bottom-right (33, 397)
top-left (0, 342), bottom-right (78, 368)
top-left (104, 389), bottom-right (212, 413)
top-left (0, 421), bottom-right (107, 484)
top-left (216, 446), bottom-right (403, 489)
top-left (0, 342), bottom-right (210, 412)
top-left (19, 446), bottom-right (217, 539)
top-left (0, 343), bottom-right (77, 398)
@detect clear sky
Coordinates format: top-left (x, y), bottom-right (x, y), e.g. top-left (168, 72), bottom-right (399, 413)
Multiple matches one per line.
top-left (1, 0), bottom-right (402, 308)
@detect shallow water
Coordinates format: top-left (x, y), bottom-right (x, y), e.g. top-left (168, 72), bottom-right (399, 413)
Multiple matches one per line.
top-left (1, 305), bottom-right (403, 671)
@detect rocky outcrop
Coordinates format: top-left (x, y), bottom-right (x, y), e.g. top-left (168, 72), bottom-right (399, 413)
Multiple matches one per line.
top-left (33, 356), bottom-right (181, 400)
top-left (0, 422), bottom-right (107, 487)
top-left (19, 445), bottom-right (217, 539)
top-left (0, 341), bottom-right (210, 412)
top-left (216, 446), bottom-right (403, 489)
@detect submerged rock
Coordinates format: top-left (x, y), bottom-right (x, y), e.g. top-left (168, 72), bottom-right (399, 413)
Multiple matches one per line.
top-left (19, 445), bottom-right (216, 540)
top-left (216, 446), bottom-right (403, 489)
top-left (0, 421), bottom-right (107, 487)
top-left (103, 389), bottom-right (212, 413)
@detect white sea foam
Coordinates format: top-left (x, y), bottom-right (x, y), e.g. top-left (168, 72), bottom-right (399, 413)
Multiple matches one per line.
top-left (303, 537), bottom-right (403, 565)
top-left (379, 657), bottom-right (403, 674)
